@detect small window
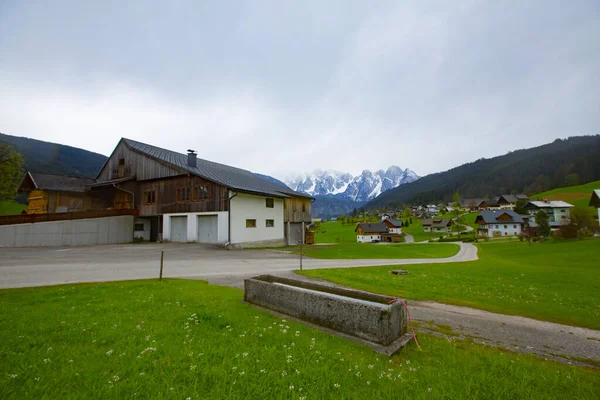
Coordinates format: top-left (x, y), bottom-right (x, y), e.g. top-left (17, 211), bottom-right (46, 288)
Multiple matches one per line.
top-left (144, 190), bottom-right (156, 205)
top-left (119, 158), bottom-right (125, 166)
top-left (134, 223), bottom-right (144, 231)
top-left (302, 202), bottom-right (306, 212)
top-left (177, 187), bottom-right (191, 202)
top-left (246, 219), bottom-right (256, 228)
top-left (513, 225), bottom-right (516, 228)
top-left (266, 219), bottom-right (274, 228)
top-left (495, 225), bottom-right (499, 229)
top-left (192, 184), bottom-right (211, 201)
top-left (504, 225), bottom-right (507, 229)
top-left (266, 198), bottom-right (274, 208)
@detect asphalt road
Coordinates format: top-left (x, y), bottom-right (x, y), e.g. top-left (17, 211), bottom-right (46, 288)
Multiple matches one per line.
top-left (0, 242), bottom-right (477, 289)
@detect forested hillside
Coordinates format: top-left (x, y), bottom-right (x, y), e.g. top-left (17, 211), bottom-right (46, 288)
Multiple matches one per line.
top-left (366, 135), bottom-right (600, 209)
top-left (0, 133), bottom-right (107, 177)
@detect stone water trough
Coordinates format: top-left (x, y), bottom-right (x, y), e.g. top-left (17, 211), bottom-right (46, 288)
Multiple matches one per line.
top-left (244, 275), bottom-right (413, 355)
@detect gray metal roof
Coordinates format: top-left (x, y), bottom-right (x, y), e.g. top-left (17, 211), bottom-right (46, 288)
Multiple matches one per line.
top-left (525, 200), bottom-right (574, 209)
top-left (122, 138), bottom-right (310, 199)
top-left (355, 222), bottom-right (389, 233)
top-left (27, 172), bottom-right (95, 193)
top-left (476, 210), bottom-right (525, 224)
top-left (385, 219), bottom-right (403, 227)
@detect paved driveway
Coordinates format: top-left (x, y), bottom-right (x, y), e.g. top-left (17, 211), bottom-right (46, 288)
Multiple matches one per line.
top-left (0, 242), bottom-right (477, 289)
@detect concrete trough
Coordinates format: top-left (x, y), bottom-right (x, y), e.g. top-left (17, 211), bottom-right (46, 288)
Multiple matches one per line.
top-left (244, 275), bottom-right (412, 354)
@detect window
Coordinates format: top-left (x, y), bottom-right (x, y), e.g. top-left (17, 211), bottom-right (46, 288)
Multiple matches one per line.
top-left (266, 219), bottom-right (274, 227)
top-left (144, 190), bottom-right (156, 205)
top-left (504, 225), bottom-right (507, 229)
top-left (495, 225), bottom-right (499, 229)
top-left (119, 158), bottom-right (125, 166)
top-left (246, 219), bottom-right (256, 228)
top-left (513, 225), bottom-right (516, 228)
top-left (302, 202), bottom-right (306, 212)
top-left (177, 187), bottom-right (191, 202)
top-left (134, 223), bottom-right (144, 231)
top-left (266, 198), bottom-right (274, 208)
top-left (192, 184), bottom-right (211, 201)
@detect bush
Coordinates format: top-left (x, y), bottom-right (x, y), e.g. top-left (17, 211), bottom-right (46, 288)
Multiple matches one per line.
top-left (517, 233), bottom-right (524, 242)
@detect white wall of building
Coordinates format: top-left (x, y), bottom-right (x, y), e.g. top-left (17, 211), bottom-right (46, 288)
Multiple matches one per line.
top-left (388, 227), bottom-right (402, 234)
top-left (480, 223), bottom-right (522, 237)
top-left (229, 192), bottom-right (284, 245)
top-left (357, 234), bottom-right (381, 243)
top-left (162, 212), bottom-right (228, 243)
top-left (552, 208), bottom-right (570, 222)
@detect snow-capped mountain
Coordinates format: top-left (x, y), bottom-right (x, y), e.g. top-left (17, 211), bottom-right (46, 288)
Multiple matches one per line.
top-left (285, 166), bottom-right (419, 202)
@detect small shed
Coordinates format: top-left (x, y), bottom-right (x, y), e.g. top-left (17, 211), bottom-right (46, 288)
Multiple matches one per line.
top-left (590, 189), bottom-right (600, 227)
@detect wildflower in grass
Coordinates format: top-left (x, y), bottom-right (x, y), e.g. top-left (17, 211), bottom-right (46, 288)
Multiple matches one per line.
top-left (106, 349), bottom-right (114, 356)
top-left (282, 330), bottom-right (287, 334)
top-left (334, 383), bottom-right (341, 388)
top-left (281, 371), bottom-right (287, 377)
top-left (240, 371), bottom-right (245, 376)
top-left (186, 397), bottom-right (191, 400)
top-left (140, 372), bottom-right (145, 376)
top-left (136, 325), bottom-right (141, 330)
top-left (9, 374), bottom-right (18, 379)
top-left (43, 358), bottom-right (51, 363)
top-left (243, 352), bottom-right (248, 357)
top-left (368, 364), bottom-right (374, 369)
top-left (34, 377), bottom-right (40, 382)
top-left (289, 385), bottom-right (294, 390)
top-left (170, 387), bottom-right (174, 391)
top-left (428, 388), bottom-right (432, 392)
top-left (69, 359), bottom-right (74, 363)
top-left (113, 375), bottom-right (120, 381)
top-left (47, 347), bottom-right (53, 352)
top-left (367, 381), bottom-right (371, 385)
top-left (260, 369), bottom-right (266, 373)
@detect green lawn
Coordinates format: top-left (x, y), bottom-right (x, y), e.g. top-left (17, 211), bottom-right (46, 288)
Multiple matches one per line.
top-left (290, 242), bottom-right (459, 259)
top-left (314, 221), bottom-right (358, 243)
top-left (0, 200), bottom-right (26, 216)
top-left (1, 280), bottom-right (598, 399)
top-left (402, 219), bottom-right (444, 242)
top-left (534, 180), bottom-right (600, 208)
top-left (298, 239), bottom-right (600, 330)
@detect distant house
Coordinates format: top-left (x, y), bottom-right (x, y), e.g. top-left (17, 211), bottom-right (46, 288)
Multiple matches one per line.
top-left (497, 194), bottom-right (529, 209)
top-left (475, 210), bottom-right (526, 237)
top-left (355, 222), bottom-right (402, 243)
top-left (422, 218), bottom-right (452, 233)
top-left (18, 172), bottom-right (99, 214)
top-left (523, 200), bottom-right (574, 230)
top-left (382, 219), bottom-right (403, 234)
top-left (589, 190), bottom-right (600, 228)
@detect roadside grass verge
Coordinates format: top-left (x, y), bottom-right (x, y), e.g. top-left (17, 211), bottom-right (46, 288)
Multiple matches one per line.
top-left (298, 239), bottom-right (600, 330)
top-left (287, 242), bottom-right (459, 259)
top-left (1, 279), bottom-right (598, 399)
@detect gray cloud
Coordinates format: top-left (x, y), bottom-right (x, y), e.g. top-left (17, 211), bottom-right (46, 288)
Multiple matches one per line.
top-left (1, 1), bottom-right (598, 179)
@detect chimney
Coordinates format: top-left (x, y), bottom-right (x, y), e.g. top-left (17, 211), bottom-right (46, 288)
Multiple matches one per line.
top-left (187, 149), bottom-right (197, 167)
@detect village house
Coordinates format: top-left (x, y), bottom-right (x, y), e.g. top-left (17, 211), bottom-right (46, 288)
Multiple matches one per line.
top-left (18, 172), bottom-right (100, 214)
top-left (497, 194), bottom-right (529, 210)
top-left (475, 210), bottom-right (526, 237)
top-left (422, 218), bottom-right (452, 233)
top-left (589, 190), bottom-right (600, 228)
top-left (382, 219), bottom-right (403, 234)
top-left (355, 222), bottom-right (402, 243)
top-left (523, 200), bottom-right (573, 230)
top-left (87, 138), bottom-right (313, 246)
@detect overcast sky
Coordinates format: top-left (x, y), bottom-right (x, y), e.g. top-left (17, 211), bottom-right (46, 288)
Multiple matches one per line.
top-left (1, 1), bottom-right (599, 180)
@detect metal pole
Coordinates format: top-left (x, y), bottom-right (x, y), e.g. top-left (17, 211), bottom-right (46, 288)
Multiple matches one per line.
top-left (299, 240), bottom-right (303, 271)
top-left (159, 250), bottom-right (164, 280)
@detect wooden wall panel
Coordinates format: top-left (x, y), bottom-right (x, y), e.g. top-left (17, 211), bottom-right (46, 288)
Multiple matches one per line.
top-left (136, 176), bottom-right (228, 216)
top-left (284, 197), bottom-right (312, 223)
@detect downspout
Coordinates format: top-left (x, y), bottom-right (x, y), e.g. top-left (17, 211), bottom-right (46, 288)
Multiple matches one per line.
top-left (228, 191), bottom-right (239, 246)
top-left (113, 183), bottom-right (135, 211)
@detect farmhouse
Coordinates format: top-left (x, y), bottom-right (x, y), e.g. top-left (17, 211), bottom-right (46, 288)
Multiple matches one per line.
top-left (382, 219), bottom-right (403, 234)
top-left (497, 194), bottom-right (529, 210)
top-left (589, 189), bottom-right (600, 227)
top-left (523, 200), bottom-right (573, 229)
top-left (422, 218), bottom-right (452, 233)
top-left (88, 138), bottom-right (312, 246)
top-left (354, 222), bottom-right (402, 243)
top-left (18, 172), bottom-right (99, 214)
top-left (475, 210), bottom-right (525, 237)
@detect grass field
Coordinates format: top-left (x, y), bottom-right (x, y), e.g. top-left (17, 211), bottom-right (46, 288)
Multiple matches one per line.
top-left (1, 280), bottom-right (598, 399)
top-left (0, 200), bottom-right (26, 216)
top-left (534, 180), bottom-right (600, 208)
top-left (402, 219), bottom-right (444, 242)
top-left (314, 221), bottom-right (358, 243)
top-left (298, 239), bottom-right (600, 330)
top-left (289, 242), bottom-right (459, 259)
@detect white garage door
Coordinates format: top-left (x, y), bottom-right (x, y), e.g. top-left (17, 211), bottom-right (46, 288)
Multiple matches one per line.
top-left (197, 215), bottom-right (218, 243)
top-left (170, 216), bottom-right (188, 243)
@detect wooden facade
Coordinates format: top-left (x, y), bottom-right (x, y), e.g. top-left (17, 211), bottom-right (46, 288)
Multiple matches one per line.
top-left (284, 197), bottom-right (312, 223)
top-left (26, 189), bottom-right (101, 214)
top-left (135, 176), bottom-right (228, 216)
top-left (97, 141), bottom-right (183, 182)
